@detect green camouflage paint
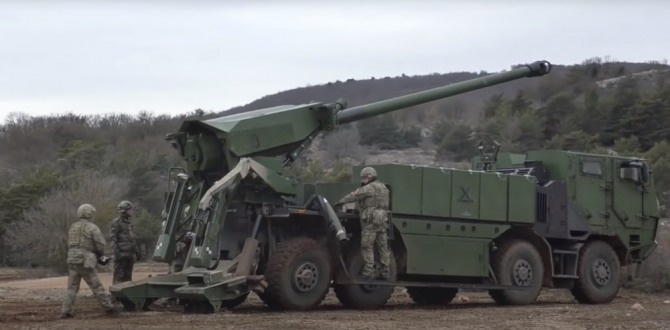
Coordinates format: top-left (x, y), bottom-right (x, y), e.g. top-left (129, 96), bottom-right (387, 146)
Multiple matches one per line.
top-left (107, 60), bottom-right (658, 312)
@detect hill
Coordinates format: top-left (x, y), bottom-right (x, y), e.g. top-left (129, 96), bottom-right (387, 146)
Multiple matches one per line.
top-left (222, 59), bottom-right (669, 127)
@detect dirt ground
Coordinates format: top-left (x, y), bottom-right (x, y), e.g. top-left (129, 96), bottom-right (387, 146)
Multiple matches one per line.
top-left (1, 263), bottom-right (669, 330)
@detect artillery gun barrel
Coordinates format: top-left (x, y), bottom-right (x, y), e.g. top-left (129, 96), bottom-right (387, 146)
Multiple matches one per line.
top-left (336, 60), bottom-right (551, 125)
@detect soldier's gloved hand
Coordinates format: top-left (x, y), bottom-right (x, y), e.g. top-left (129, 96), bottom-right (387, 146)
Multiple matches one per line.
top-left (97, 256), bottom-right (111, 266)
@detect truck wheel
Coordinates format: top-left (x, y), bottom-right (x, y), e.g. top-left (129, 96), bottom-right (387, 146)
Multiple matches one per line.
top-left (488, 239), bottom-right (544, 305)
top-left (407, 287), bottom-right (458, 305)
top-left (263, 237), bottom-right (332, 310)
top-left (333, 242), bottom-right (396, 309)
top-left (255, 291), bottom-right (275, 307)
top-left (570, 240), bottom-right (620, 304)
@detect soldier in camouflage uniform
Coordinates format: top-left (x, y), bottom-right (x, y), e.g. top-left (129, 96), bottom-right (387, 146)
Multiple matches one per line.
top-left (61, 204), bottom-right (121, 318)
top-left (170, 206), bottom-right (194, 273)
top-left (334, 166), bottom-right (391, 280)
top-left (109, 200), bottom-right (141, 284)
top-left (172, 231), bottom-right (194, 273)
top-left (160, 207), bottom-right (195, 307)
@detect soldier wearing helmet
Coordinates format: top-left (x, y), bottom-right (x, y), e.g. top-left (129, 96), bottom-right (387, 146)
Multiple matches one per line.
top-left (171, 205), bottom-right (195, 273)
top-left (109, 200), bottom-right (141, 285)
top-left (61, 204), bottom-right (121, 318)
top-left (334, 166), bottom-right (391, 280)
top-left (158, 206), bottom-right (195, 307)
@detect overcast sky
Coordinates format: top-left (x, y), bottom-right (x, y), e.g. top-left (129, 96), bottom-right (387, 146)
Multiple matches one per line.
top-left (0, 0), bottom-right (668, 124)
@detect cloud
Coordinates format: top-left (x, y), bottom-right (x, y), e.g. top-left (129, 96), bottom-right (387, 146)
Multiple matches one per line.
top-left (0, 0), bottom-right (668, 123)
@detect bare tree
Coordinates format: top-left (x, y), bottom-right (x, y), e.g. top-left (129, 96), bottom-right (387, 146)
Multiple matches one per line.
top-left (5, 170), bottom-right (130, 272)
top-left (319, 126), bottom-right (365, 165)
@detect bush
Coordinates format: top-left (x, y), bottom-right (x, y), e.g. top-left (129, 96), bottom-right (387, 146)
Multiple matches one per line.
top-left (4, 170), bottom-right (130, 273)
top-left (358, 116), bottom-right (422, 149)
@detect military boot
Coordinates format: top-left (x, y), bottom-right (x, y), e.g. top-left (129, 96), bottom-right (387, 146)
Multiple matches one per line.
top-left (60, 313), bottom-right (74, 319)
top-left (106, 303), bottom-right (123, 317)
top-left (379, 268), bottom-right (391, 280)
top-left (359, 273), bottom-right (375, 281)
top-left (106, 308), bottom-right (120, 317)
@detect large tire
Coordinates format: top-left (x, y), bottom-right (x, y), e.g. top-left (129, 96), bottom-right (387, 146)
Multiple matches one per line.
top-left (255, 291), bottom-right (275, 307)
top-left (263, 237), bottom-right (332, 310)
top-left (571, 240), bottom-right (620, 304)
top-left (333, 242), bottom-right (396, 309)
top-left (407, 287), bottom-right (458, 305)
top-left (488, 239), bottom-right (544, 305)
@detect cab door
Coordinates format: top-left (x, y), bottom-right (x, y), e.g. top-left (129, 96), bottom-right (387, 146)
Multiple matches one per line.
top-left (612, 159), bottom-right (648, 229)
top-left (574, 156), bottom-right (609, 227)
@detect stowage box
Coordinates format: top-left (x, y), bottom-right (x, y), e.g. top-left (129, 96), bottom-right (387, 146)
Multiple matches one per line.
top-left (352, 164), bottom-right (537, 223)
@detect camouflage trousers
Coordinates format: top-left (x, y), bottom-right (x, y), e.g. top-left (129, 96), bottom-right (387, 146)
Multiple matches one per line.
top-left (360, 226), bottom-right (391, 278)
top-left (61, 264), bottom-right (115, 315)
top-left (169, 241), bottom-right (189, 273)
top-left (113, 257), bottom-right (134, 284)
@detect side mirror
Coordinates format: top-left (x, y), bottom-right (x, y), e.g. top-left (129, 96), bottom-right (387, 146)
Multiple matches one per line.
top-left (619, 167), bottom-right (642, 183)
top-left (619, 160), bottom-right (650, 185)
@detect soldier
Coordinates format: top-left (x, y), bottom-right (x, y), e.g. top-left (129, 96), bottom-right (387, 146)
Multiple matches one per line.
top-left (334, 166), bottom-right (391, 280)
top-left (159, 207), bottom-right (194, 307)
top-left (160, 205), bottom-right (195, 274)
top-left (61, 203), bottom-right (121, 318)
top-left (109, 200), bottom-right (141, 284)
top-left (169, 205), bottom-right (192, 273)
top-left (172, 231), bottom-right (194, 273)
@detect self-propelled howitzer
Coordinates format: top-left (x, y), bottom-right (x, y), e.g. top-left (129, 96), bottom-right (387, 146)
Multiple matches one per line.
top-left (110, 60), bottom-right (556, 313)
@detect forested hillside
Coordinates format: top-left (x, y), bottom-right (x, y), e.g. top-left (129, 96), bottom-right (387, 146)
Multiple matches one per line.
top-left (1, 57), bottom-right (669, 279)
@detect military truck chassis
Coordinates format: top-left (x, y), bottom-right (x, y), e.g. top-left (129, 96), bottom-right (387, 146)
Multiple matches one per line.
top-left (113, 195), bottom-right (652, 313)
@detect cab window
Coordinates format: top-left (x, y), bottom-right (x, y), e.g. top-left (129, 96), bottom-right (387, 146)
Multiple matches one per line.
top-left (580, 159), bottom-right (603, 177)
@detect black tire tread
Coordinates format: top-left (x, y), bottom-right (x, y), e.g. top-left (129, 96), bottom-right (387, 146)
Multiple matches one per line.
top-left (488, 239), bottom-right (544, 305)
top-left (263, 237), bottom-right (331, 310)
top-left (570, 240), bottom-right (620, 304)
top-left (407, 287), bottom-right (458, 305)
top-left (333, 241), bottom-right (395, 309)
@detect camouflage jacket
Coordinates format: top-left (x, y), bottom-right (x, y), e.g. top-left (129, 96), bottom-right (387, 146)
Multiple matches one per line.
top-left (66, 219), bottom-right (106, 266)
top-left (110, 215), bottom-right (140, 259)
top-left (336, 180), bottom-right (390, 229)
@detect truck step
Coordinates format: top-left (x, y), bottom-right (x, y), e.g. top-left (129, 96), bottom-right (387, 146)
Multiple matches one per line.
top-left (552, 274), bottom-right (579, 279)
top-left (552, 249), bottom-right (578, 255)
top-left (336, 279), bottom-right (529, 291)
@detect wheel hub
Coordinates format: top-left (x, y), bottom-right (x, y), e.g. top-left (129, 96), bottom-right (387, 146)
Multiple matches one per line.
top-left (512, 259), bottom-right (533, 286)
top-left (293, 261), bottom-right (319, 292)
top-left (591, 258), bottom-right (611, 286)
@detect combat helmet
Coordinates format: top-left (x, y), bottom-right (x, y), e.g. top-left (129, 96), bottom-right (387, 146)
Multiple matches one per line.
top-left (118, 200), bottom-right (134, 213)
top-left (77, 204), bottom-right (97, 219)
top-left (360, 166), bottom-right (377, 179)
